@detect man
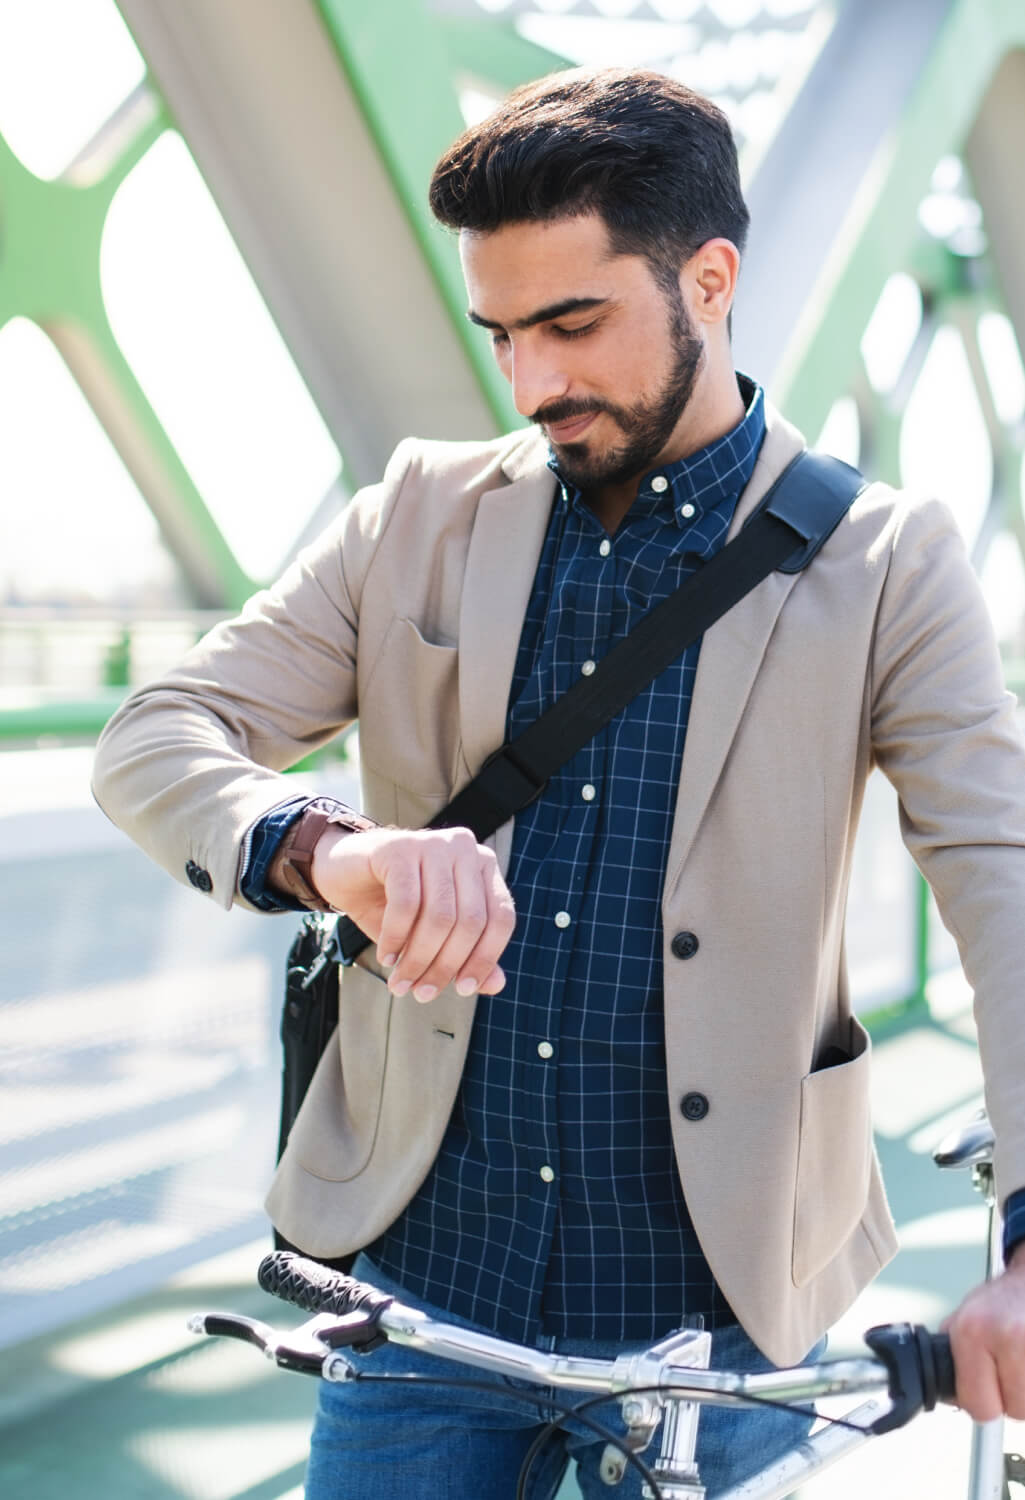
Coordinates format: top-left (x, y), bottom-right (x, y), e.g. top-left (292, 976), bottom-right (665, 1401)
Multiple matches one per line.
top-left (93, 68), bottom-right (1025, 1497)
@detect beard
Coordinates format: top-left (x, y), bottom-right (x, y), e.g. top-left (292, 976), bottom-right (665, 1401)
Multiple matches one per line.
top-left (533, 289), bottom-right (705, 492)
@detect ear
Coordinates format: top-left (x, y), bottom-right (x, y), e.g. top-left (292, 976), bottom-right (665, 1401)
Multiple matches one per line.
top-left (681, 238), bottom-right (741, 328)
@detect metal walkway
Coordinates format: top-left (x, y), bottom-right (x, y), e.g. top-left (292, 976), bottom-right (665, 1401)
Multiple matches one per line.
top-left (3, 978), bottom-right (1023, 1499)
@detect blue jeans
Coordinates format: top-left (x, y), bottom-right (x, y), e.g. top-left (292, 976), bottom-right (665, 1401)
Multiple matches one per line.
top-left (305, 1255), bottom-right (822, 1499)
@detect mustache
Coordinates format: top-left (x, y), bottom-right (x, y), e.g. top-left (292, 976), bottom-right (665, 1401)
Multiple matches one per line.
top-left (530, 398), bottom-right (613, 428)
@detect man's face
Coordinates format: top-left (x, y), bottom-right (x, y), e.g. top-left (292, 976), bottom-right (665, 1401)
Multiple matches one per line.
top-left (460, 213), bottom-right (705, 491)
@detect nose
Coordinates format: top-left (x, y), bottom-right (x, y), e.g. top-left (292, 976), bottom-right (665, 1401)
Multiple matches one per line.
top-left (507, 340), bottom-right (570, 420)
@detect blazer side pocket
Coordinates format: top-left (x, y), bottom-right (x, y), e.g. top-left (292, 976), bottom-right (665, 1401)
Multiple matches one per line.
top-left (792, 1015), bottom-right (873, 1287)
top-left (289, 962), bottom-right (392, 1183)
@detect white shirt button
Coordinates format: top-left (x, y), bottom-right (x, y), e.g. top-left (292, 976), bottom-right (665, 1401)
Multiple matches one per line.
top-left (599, 539), bottom-right (611, 557)
top-left (581, 784), bottom-right (596, 801)
top-left (581, 659), bottom-right (596, 676)
top-left (651, 475), bottom-right (669, 493)
top-left (680, 502), bottom-right (696, 519)
top-left (554, 910), bottom-right (571, 929)
top-left (540, 1165), bottom-right (555, 1183)
top-left (537, 1041), bottom-right (554, 1059)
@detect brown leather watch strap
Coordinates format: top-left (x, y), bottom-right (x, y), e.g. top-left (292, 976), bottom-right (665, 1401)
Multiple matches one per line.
top-left (273, 797), bottom-right (377, 911)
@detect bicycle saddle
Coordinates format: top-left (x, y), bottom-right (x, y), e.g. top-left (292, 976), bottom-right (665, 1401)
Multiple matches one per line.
top-left (932, 1107), bottom-right (994, 1170)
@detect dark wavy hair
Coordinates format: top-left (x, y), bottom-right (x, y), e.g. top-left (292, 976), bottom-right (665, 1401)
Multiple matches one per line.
top-left (429, 67), bottom-right (749, 294)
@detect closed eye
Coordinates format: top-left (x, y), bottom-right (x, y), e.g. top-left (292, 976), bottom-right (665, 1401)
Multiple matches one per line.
top-left (552, 320), bottom-right (599, 340)
top-left (486, 319), bottom-right (600, 352)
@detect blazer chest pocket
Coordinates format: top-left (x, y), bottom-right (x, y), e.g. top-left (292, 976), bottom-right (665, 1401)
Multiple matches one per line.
top-left (359, 616), bottom-right (461, 797)
top-left (792, 1016), bottom-right (873, 1287)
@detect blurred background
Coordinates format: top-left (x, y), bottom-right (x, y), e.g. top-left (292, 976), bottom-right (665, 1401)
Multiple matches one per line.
top-left (2, 1), bottom-right (1025, 1496)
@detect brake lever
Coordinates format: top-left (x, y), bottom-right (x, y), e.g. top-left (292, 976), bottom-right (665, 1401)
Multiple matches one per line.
top-left (189, 1306), bottom-right (386, 1376)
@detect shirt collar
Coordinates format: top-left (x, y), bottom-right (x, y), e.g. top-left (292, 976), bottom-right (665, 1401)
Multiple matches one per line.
top-left (549, 374), bottom-right (765, 531)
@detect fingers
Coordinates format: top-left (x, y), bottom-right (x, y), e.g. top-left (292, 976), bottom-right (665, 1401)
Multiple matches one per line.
top-left (943, 1266), bottom-right (1025, 1421)
top-left (468, 855), bottom-right (517, 995)
top-left (369, 829), bottom-right (515, 1000)
top-left (946, 1317), bottom-right (1004, 1422)
top-left (372, 850), bottom-right (425, 973)
top-left (447, 853), bottom-right (516, 998)
top-left (387, 836), bottom-right (484, 999)
top-left (412, 849), bottom-right (492, 999)
top-left (312, 824), bottom-right (516, 998)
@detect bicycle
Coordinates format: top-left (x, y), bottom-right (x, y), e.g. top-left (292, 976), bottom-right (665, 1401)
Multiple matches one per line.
top-left (188, 1108), bottom-right (1021, 1500)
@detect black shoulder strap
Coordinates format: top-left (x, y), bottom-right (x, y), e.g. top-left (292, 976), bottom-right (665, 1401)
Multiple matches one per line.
top-left (336, 449), bottom-right (865, 964)
top-left (755, 449), bottom-right (865, 574)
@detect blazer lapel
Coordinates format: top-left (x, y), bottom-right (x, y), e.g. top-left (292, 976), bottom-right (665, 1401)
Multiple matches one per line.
top-left (663, 570), bottom-right (800, 895)
top-left (458, 436), bottom-right (557, 780)
top-left (663, 407), bottom-right (809, 896)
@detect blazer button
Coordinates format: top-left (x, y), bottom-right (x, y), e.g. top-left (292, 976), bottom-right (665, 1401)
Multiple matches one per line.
top-left (671, 931), bottom-right (699, 960)
top-left (185, 859), bottom-right (213, 893)
top-left (680, 1092), bottom-right (709, 1121)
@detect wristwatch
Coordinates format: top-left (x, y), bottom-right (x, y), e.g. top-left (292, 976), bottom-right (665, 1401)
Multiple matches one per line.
top-left (273, 796), bottom-right (377, 911)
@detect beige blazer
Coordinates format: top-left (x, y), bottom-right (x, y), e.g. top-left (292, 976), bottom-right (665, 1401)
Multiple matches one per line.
top-left (93, 405), bottom-right (1025, 1365)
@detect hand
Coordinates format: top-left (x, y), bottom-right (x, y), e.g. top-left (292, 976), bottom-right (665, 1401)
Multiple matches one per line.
top-left (311, 825), bottom-right (515, 1002)
top-left (941, 1248), bottom-right (1025, 1419)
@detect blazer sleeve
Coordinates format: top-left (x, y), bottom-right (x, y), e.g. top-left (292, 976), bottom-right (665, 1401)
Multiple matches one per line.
top-left (870, 493), bottom-right (1025, 1202)
top-left (91, 440), bottom-right (417, 911)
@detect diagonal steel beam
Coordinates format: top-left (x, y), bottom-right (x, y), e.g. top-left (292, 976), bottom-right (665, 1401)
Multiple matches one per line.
top-left (733, 0), bottom-right (956, 400)
top-left (118, 0), bottom-right (516, 492)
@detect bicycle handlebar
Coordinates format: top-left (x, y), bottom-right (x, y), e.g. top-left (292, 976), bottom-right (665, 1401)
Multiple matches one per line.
top-left (242, 1250), bottom-right (956, 1434)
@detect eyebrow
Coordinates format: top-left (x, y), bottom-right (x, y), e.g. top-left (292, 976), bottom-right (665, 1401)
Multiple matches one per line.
top-left (466, 296), bottom-right (609, 332)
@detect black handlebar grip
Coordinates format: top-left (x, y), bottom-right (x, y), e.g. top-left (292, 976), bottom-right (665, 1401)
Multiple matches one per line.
top-left (258, 1251), bottom-right (394, 1321)
top-left (865, 1322), bottom-right (956, 1432)
top-left (928, 1330), bottom-right (956, 1405)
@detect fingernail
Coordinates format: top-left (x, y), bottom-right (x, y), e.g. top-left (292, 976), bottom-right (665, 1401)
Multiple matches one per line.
top-left (391, 979), bottom-right (411, 997)
top-left (455, 978), bottom-right (478, 997)
top-left (414, 984), bottom-right (438, 1004)
top-left (381, 953), bottom-right (397, 968)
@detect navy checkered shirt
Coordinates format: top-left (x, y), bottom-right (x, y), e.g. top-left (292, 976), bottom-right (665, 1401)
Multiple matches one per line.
top-left (366, 380), bottom-right (766, 1342)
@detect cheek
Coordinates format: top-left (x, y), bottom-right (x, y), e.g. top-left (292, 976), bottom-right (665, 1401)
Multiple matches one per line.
top-left (601, 345), bottom-right (664, 409)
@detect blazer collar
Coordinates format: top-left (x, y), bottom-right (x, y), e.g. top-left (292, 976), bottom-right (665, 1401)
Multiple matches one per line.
top-left (499, 424), bottom-right (551, 483)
